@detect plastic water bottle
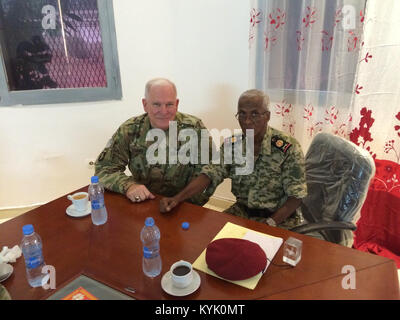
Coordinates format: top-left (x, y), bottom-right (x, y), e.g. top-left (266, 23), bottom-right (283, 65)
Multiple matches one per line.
top-left (21, 224), bottom-right (46, 288)
top-left (88, 175), bottom-right (108, 226)
top-left (140, 217), bottom-right (162, 277)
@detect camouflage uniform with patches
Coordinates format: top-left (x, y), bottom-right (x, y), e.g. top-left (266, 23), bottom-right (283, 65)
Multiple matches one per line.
top-left (95, 112), bottom-right (215, 205)
top-left (0, 284), bottom-right (11, 300)
top-left (202, 126), bottom-right (307, 229)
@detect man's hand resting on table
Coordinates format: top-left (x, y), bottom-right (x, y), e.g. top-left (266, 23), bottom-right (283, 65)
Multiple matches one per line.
top-left (159, 174), bottom-right (211, 213)
top-left (126, 184), bottom-right (155, 203)
top-left (159, 197), bottom-right (180, 213)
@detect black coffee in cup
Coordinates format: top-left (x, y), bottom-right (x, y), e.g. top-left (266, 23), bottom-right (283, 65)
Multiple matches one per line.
top-left (172, 265), bottom-right (191, 276)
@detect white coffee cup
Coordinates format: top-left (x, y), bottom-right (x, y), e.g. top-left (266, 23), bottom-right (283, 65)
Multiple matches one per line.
top-left (67, 192), bottom-right (89, 212)
top-left (170, 260), bottom-right (193, 289)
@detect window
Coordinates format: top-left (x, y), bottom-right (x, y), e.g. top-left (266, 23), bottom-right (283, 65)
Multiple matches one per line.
top-left (249, 0), bottom-right (367, 104)
top-left (0, 0), bottom-right (121, 106)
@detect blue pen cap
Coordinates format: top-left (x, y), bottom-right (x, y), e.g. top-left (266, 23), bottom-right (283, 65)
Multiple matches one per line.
top-left (22, 224), bottom-right (34, 235)
top-left (91, 176), bottom-right (99, 183)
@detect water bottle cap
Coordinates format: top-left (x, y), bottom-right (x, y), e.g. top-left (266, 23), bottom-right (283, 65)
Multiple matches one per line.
top-left (145, 217), bottom-right (155, 227)
top-left (22, 224), bottom-right (34, 235)
top-left (91, 176), bottom-right (99, 183)
top-left (182, 222), bottom-right (190, 230)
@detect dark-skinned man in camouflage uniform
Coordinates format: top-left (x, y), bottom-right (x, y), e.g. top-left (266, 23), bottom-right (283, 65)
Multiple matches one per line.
top-left (95, 78), bottom-right (215, 205)
top-left (160, 89), bottom-right (307, 230)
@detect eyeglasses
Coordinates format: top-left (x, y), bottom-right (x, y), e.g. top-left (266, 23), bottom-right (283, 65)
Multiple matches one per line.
top-left (235, 111), bottom-right (268, 122)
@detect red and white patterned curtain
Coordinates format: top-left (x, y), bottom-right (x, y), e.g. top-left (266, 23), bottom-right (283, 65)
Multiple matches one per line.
top-left (249, 0), bottom-right (400, 171)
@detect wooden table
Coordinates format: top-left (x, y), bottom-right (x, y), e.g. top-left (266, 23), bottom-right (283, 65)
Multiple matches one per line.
top-left (1, 187), bottom-right (399, 300)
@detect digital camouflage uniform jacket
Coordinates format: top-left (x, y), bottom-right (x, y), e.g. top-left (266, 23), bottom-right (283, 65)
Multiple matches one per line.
top-left (95, 112), bottom-right (215, 205)
top-left (201, 126), bottom-right (307, 229)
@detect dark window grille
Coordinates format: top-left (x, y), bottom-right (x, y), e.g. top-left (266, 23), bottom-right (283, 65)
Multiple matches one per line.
top-left (0, 0), bottom-right (107, 91)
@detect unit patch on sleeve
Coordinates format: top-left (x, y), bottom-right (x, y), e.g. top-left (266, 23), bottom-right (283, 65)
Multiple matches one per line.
top-left (271, 135), bottom-right (292, 153)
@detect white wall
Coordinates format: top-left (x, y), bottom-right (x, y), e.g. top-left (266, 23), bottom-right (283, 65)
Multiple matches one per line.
top-left (0, 0), bottom-right (249, 208)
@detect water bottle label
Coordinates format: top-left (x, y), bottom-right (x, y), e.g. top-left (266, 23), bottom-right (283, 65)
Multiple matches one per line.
top-left (143, 246), bottom-right (160, 259)
top-left (91, 199), bottom-right (104, 210)
top-left (25, 251), bottom-right (43, 269)
top-left (143, 247), bottom-right (152, 259)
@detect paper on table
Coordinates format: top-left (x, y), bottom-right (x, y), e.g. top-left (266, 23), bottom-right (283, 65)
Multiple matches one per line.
top-left (192, 222), bottom-right (283, 290)
top-left (243, 230), bottom-right (283, 272)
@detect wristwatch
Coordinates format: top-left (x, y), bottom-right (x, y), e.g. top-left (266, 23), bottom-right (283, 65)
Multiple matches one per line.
top-left (266, 217), bottom-right (277, 227)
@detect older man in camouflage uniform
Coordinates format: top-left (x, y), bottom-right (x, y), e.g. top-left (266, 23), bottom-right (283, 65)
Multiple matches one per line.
top-left (0, 284), bottom-right (11, 300)
top-left (95, 78), bottom-right (215, 205)
top-left (160, 89), bottom-right (307, 230)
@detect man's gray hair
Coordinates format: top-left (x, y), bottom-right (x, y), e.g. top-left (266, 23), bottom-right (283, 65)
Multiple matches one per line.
top-left (145, 78), bottom-right (177, 99)
top-left (238, 89), bottom-right (270, 111)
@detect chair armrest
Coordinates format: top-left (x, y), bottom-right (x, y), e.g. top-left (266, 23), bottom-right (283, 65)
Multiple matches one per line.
top-left (290, 221), bottom-right (357, 234)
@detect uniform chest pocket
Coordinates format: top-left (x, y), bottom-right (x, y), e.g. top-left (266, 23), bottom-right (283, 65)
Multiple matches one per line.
top-left (129, 145), bottom-right (150, 181)
top-left (230, 170), bottom-right (258, 198)
top-left (246, 158), bottom-right (284, 207)
top-left (255, 156), bottom-right (282, 189)
top-left (164, 163), bottom-right (194, 187)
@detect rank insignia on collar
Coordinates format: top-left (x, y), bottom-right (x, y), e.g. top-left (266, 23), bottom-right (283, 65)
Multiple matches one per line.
top-left (225, 135), bottom-right (239, 144)
top-left (271, 135), bottom-right (292, 153)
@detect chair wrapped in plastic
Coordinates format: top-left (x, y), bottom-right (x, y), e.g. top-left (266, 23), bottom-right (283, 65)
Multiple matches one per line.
top-left (290, 132), bottom-right (375, 246)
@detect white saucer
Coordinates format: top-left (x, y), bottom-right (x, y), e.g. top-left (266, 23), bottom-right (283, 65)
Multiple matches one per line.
top-left (0, 263), bottom-right (13, 283)
top-left (161, 270), bottom-right (201, 297)
top-left (66, 202), bottom-right (91, 218)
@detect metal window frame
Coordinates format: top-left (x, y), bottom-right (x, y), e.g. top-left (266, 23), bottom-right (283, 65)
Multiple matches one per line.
top-left (0, 0), bottom-right (122, 106)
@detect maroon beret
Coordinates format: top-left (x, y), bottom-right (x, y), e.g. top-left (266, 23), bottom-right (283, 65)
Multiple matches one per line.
top-left (205, 238), bottom-right (267, 281)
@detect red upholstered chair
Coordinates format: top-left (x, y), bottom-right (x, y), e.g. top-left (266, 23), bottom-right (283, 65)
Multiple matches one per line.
top-left (353, 159), bottom-right (400, 268)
